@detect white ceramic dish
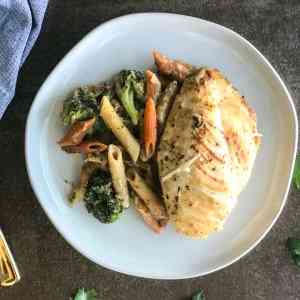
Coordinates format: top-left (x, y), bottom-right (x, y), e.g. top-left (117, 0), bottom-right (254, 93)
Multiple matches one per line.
top-left (25, 13), bottom-right (298, 279)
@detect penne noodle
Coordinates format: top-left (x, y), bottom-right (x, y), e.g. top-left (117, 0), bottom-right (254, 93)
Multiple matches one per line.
top-left (126, 168), bottom-right (168, 224)
top-left (108, 145), bottom-right (130, 208)
top-left (133, 194), bottom-right (164, 234)
top-left (142, 70), bottom-right (161, 161)
top-left (58, 117), bottom-right (95, 147)
top-left (62, 139), bottom-right (107, 154)
top-left (153, 51), bottom-right (194, 81)
top-left (84, 152), bottom-right (108, 171)
top-left (146, 70), bottom-right (161, 101)
top-left (69, 162), bottom-right (100, 204)
top-left (156, 80), bottom-right (178, 137)
top-left (143, 96), bottom-right (157, 160)
top-left (100, 96), bottom-right (140, 162)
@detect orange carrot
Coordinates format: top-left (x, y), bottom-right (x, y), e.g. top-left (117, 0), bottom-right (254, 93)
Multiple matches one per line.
top-left (143, 96), bottom-right (157, 160)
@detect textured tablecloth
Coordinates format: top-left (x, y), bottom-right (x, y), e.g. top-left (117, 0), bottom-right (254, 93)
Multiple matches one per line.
top-left (0, 0), bottom-right (47, 118)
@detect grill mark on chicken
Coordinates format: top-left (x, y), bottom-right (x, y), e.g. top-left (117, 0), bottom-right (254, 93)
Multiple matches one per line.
top-left (225, 130), bottom-right (249, 166)
top-left (197, 140), bottom-right (225, 163)
top-left (194, 163), bottom-right (228, 193)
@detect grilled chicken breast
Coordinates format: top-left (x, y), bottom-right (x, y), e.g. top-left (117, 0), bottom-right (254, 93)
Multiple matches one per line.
top-left (157, 68), bottom-right (261, 238)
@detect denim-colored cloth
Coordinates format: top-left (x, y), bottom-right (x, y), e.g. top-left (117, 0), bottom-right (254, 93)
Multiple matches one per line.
top-left (0, 0), bottom-right (48, 118)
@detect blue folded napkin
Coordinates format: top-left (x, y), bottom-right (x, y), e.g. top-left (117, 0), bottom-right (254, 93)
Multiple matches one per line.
top-left (0, 0), bottom-right (48, 119)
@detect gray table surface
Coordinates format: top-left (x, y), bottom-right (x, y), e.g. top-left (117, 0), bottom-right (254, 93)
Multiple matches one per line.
top-left (1, 1), bottom-right (300, 299)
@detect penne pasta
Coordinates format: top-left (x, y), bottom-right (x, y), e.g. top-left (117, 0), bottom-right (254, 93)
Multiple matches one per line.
top-left (143, 96), bottom-right (157, 160)
top-left (146, 70), bottom-right (161, 101)
top-left (69, 162), bottom-right (100, 204)
top-left (58, 117), bottom-right (95, 147)
top-left (133, 194), bottom-right (164, 234)
top-left (153, 51), bottom-right (194, 81)
top-left (126, 168), bottom-right (168, 224)
top-left (156, 80), bottom-right (178, 137)
top-left (62, 139), bottom-right (107, 154)
top-left (84, 152), bottom-right (108, 171)
top-left (100, 96), bottom-right (140, 162)
top-left (142, 70), bottom-right (162, 161)
top-left (108, 144), bottom-right (130, 208)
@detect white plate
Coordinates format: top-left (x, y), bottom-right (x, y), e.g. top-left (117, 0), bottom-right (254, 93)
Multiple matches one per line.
top-left (25, 13), bottom-right (298, 279)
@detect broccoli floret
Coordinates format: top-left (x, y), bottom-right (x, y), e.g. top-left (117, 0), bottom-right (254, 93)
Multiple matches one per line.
top-left (61, 85), bottom-right (114, 136)
top-left (115, 70), bottom-right (145, 125)
top-left (131, 70), bottom-right (145, 100)
top-left (84, 170), bottom-right (123, 223)
top-left (61, 87), bottom-right (98, 125)
top-left (86, 116), bottom-right (107, 136)
top-left (61, 85), bottom-right (113, 126)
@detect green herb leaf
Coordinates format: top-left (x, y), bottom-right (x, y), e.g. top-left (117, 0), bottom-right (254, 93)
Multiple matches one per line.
top-left (192, 289), bottom-right (206, 300)
top-left (74, 288), bottom-right (97, 300)
top-left (293, 156), bottom-right (300, 189)
top-left (287, 237), bottom-right (300, 267)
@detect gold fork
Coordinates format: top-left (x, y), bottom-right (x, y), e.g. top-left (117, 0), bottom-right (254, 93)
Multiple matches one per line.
top-left (0, 229), bottom-right (20, 287)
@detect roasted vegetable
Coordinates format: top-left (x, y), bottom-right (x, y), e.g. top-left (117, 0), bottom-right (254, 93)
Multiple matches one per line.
top-left (84, 169), bottom-right (123, 223)
top-left (61, 85), bottom-right (113, 136)
top-left (115, 70), bottom-right (145, 125)
top-left (62, 86), bottom-right (100, 125)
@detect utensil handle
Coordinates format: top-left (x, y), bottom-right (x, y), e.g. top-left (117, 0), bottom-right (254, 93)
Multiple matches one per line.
top-left (0, 229), bottom-right (20, 287)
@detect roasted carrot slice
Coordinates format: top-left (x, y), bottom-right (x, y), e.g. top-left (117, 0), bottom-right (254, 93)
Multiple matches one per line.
top-left (58, 117), bottom-right (96, 147)
top-left (143, 96), bottom-right (157, 160)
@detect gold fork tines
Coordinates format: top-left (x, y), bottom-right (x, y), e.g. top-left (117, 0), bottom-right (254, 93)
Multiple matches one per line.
top-left (0, 230), bottom-right (20, 287)
top-left (0, 260), bottom-right (9, 283)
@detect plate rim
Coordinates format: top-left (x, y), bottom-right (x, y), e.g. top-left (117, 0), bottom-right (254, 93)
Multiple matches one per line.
top-left (25, 12), bottom-right (298, 279)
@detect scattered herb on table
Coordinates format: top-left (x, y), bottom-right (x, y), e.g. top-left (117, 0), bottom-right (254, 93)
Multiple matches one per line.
top-left (287, 237), bottom-right (300, 267)
top-left (288, 157), bottom-right (300, 266)
top-left (73, 288), bottom-right (97, 300)
top-left (293, 156), bottom-right (300, 189)
top-left (192, 289), bottom-right (206, 300)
